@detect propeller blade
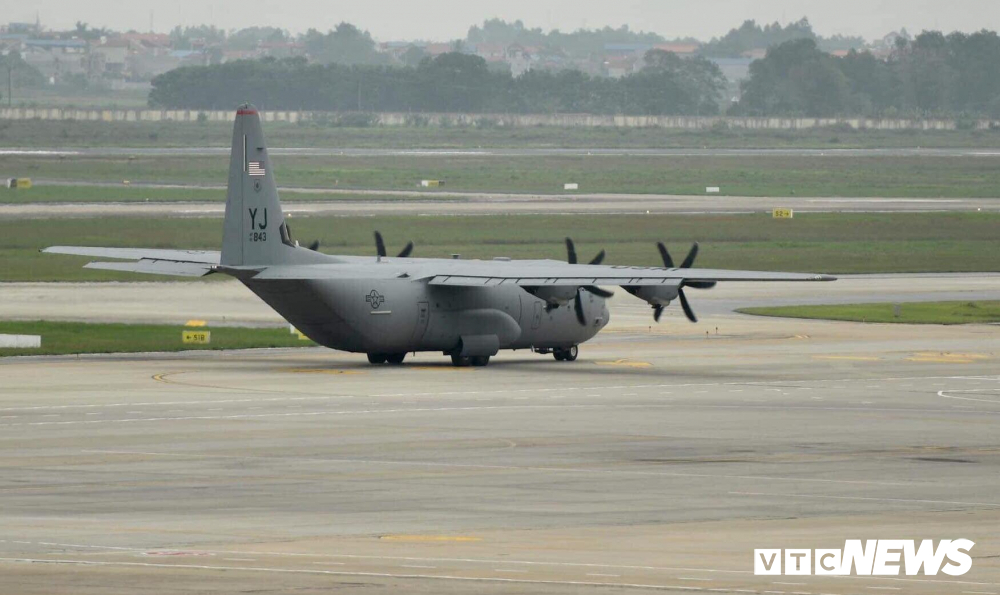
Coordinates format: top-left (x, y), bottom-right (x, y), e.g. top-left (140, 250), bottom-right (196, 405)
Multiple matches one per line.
top-left (680, 242), bottom-right (699, 269)
top-left (684, 280), bottom-right (717, 290)
top-left (678, 288), bottom-right (698, 323)
top-left (653, 304), bottom-right (664, 322)
top-left (307, 240), bottom-right (320, 251)
top-left (565, 237), bottom-right (577, 264)
top-left (656, 242), bottom-right (674, 268)
top-left (374, 231), bottom-right (386, 257)
top-left (589, 249), bottom-right (606, 265)
top-left (574, 290), bottom-right (586, 325)
top-left (583, 285), bottom-right (614, 298)
top-left (397, 241), bottom-right (414, 258)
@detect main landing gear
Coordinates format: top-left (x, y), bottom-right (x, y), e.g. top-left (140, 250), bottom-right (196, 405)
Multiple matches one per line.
top-left (451, 355), bottom-right (490, 367)
top-left (367, 353), bottom-right (406, 365)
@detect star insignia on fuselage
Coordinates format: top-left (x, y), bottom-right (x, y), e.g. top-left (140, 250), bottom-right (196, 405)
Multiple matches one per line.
top-left (365, 290), bottom-right (385, 309)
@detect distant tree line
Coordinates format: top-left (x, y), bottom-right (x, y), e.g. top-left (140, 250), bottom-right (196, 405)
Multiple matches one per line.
top-left (148, 51), bottom-right (725, 115)
top-left (700, 18), bottom-right (865, 58)
top-left (466, 19), bottom-right (682, 58)
top-left (733, 31), bottom-right (1000, 118)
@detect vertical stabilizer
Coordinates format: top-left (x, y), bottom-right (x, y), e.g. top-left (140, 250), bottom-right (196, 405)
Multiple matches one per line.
top-left (221, 104), bottom-right (291, 266)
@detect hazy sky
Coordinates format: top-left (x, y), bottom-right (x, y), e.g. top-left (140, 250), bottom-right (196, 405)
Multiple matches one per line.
top-left (7, 0), bottom-right (999, 41)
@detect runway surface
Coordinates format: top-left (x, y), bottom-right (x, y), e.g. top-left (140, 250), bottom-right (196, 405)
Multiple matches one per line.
top-left (4, 190), bottom-right (997, 219)
top-left (6, 146), bottom-right (1000, 157)
top-left (2, 273), bottom-right (998, 326)
top-left (1, 275), bottom-right (998, 593)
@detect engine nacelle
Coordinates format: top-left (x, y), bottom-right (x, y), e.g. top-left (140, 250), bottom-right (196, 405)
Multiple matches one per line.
top-left (625, 284), bottom-right (681, 307)
top-left (523, 286), bottom-right (579, 306)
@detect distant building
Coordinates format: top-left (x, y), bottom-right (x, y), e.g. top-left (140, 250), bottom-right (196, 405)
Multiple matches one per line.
top-left (22, 38), bottom-right (88, 82)
top-left (653, 42), bottom-right (700, 56)
top-left (91, 37), bottom-right (129, 77)
top-left (603, 55), bottom-right (641, 78)
top-left (604, 42), bottom-right (653, 58)
top-left (423, 43), bottom-right (453, 57)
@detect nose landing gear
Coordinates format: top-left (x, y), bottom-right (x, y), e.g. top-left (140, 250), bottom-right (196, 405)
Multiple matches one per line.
top-left (553, 345), bottom-right (579, 362)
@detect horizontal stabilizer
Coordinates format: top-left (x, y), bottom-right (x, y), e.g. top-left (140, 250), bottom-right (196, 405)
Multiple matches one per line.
top-left (84, 259), bottom-right (214, 277)
top-left (44, 246), bottom-right (220, 264)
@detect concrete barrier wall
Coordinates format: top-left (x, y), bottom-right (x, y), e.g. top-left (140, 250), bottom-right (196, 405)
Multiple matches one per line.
top-left (0, 334), bottom-right (41, 348)
top-left (0, 107), bottom-right (996, 131)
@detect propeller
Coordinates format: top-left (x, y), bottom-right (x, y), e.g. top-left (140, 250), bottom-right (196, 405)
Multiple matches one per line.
top-left (307, 240), bottom-right (320, 251)
top-left (374, 231), bottom-right (415, 258)
top-left (566, 237), bottom-right (613, 301)
top-left (563, 237), bottom-right (614, 324)
top-left (565, 237), bottom-right (605, 266)
top-left (653, 241), bottom-right (716, 323)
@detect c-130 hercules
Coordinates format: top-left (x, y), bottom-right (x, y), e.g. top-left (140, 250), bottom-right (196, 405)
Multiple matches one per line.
top-left (45, 105), bottom-right (835, 367)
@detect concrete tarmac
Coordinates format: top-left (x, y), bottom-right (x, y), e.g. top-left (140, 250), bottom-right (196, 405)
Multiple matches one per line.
top-left (3, 191), bottom-right (997, 219)
top-left (0, 277), bottom-right (998, 594)
top-left (6, 146), bottom-right (1000, 157)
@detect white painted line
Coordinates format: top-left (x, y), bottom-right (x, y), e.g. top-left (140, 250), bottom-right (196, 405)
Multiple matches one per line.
top-left (730, 491), bottom-right (1000, 507)
top-left (586, 573), bottom-right (621, 577)
top-left (10, 540), bottom-right (997, 588)
top-left (401, 564), bottom-right (436, 569)
top-left (0, 404), bottom-right (600, 428)
top-left (939, 390), bottom-right (1000, 404)
top-left (0, 558), bottom-right (754, 592)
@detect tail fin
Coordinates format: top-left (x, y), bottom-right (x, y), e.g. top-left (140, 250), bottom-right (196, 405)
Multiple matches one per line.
top-left (221, 104), bottom-right (294, 266)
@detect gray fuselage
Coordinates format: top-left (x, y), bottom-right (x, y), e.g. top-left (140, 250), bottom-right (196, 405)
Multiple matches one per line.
top-left (243, 270), bottom-right (609, 355)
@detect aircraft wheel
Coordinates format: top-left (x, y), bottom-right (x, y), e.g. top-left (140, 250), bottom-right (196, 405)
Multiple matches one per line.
top-left (451, 355), bottom-right (472, 367)
top-left (553, 346), bottom-right (578, 362)
top-left (386, 353), bottom-right (407, 365)
top-left (470, 355), bottom-right (490, 367)
top-left (367, 353), bottom-right (387, 364)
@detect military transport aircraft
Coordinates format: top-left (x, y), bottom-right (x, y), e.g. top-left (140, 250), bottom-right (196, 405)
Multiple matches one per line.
top-left (45, 105), bottom-right (834, 367)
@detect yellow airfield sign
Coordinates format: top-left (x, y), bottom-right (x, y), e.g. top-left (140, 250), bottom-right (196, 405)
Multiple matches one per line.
top-left (182, 330), bottom-right (211, 344)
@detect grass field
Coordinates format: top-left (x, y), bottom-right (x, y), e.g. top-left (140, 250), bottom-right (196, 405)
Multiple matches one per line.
top-left (0, 185), bottom-right (445, 204)
top-left (740, 301), bottom-right (1000, 324)
top-left (4, 153), bottom-right (1000, 199)
top-left (3, 212), bottom-right (997, 281)
top-left (0, 320), bottom-right (314, 357)
top-left (4, 118), bottom-right (1000, 149)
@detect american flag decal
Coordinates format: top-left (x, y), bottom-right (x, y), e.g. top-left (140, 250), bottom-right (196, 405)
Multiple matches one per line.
top-left (248, 161), bottom-right (266, 177)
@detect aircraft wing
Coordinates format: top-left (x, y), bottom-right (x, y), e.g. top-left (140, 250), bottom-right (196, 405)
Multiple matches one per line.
top-left (42, 246), bottom-right (221, 278)
top-left (234, 259), bottom-right (834, 285)
top-left (417, 261), bottom-right (835, 287)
